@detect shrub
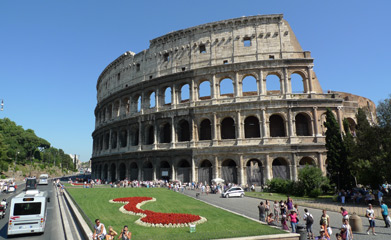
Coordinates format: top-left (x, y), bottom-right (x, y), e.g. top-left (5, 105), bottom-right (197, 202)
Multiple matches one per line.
top-left (308, 188), bottom-right (322, 198)
top-left (298, 165), bottom-right (330, 196)
top-left (266, 178), bottom-right (292, 194)
top-left (291, 181), bottom-right (305, 197)
top-left (0, 175), bottom-right (6, 179)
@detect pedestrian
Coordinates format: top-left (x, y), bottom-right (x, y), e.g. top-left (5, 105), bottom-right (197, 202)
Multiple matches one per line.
top-left (315, 229), bottom-right (330, 240)
top-left (267, 213), bottom-right (276, 226)
top-left (319, 209), bottom-right (330, 239)
top-left (294, 203), bottom-right (300, 218)
top-left (119, 225), bottom-right (132, 240)
top-left (303, 208), bottom-right (314, 240)
top-left (341, 218), bottom-right (353, 240)
top-left (265, 200), bottom-right (270, 217)
top-left (366, 203), bottom-right (377, 235)
top-left (258, 201), bottom-right (266, 222)
top-left (93, 219), bottom-right (107, 240)
top-left (288, 209), bottom-right (298, 233)
top-left (340, 207), bottom-right (349, 222)
top-left (281, 213), bottom-right (289, 230)
top-left (380, 201), bottom-right (390, 228)
top-left (287, 196), bottom-right (293, 211)
top-left (273, 200), bottom-right (279, 222)
top-left (378, 190), bottom-right (384, 206)
top-left (280, 200), bottom-right (287, 216)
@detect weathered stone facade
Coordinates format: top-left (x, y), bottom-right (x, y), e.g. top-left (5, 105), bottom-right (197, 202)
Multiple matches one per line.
top-left (91, 14), bottom-right (375, 185)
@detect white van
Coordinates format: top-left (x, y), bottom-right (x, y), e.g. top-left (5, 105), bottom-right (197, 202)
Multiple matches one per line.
top-left (7, 190), bottom-right (48, 236)
top-left (38, 174), bottom-right (49, 185)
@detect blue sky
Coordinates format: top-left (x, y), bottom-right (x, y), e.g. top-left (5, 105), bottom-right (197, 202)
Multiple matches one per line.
top-left (1, 1), bottom-right (390, 162)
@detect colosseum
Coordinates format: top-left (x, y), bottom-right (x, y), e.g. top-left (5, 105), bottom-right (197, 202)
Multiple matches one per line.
top-left (91, 14), bottom-right (376, 185)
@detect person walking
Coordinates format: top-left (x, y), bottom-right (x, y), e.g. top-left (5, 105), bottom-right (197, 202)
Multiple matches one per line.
top-left (380, 201), bottom-right (390, 228)
top-left (273, 200), bottom-right (279, 222)
top-left (340, 207), bottom-right (349, 222)
top-left (341, 218), bottom-right (353, 240)
top-left (265, 200), bottom-right (270, 218)
top-left (304, 208), bottom-right (314, 240)
top-left (258, 201), bottom-right (266, 222)
top-left (320, 209), bottom-right (330, 239)
top-left (366, 203), bottom-right (377, 235)
top-left (288, 209), bottom-right (298, 233)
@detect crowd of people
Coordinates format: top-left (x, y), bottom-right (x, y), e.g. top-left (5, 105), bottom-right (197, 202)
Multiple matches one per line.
top-left (257, 196), bottom-right (390, 240)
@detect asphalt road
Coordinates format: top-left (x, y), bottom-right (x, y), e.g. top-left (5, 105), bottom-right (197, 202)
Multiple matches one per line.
top-left (184, 190), bottom-right (391, 240)
top-left (0, 181), bottom-right (65, 240)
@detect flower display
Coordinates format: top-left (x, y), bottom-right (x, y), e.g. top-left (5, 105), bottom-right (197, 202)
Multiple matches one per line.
top-left (110, 197), bottom-right (207, 227)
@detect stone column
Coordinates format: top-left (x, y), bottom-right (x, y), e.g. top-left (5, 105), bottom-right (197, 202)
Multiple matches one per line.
top-left (153, 164), bottom-right (157, 181)
top-left (138, 166), bottom-right (142, 181)
top-left (153, 119), bottom-right (158, 149)
top-left (284, 68), bottom-right (290, 94)
top-left (214, 156), bottom-right (219, 179)
top-left (307, 66), bottom-right (313, 93)
top-left (313, 107), bottom-right (320, 136)
top-left (291, 153), bottom-right (298, 181)
top-left (239, 155), bottom-right (245, 185)
top-left (171, 163), bottom-right (176, 181)
top-left (171, 117), bottom-right (176, 148)
top-left (265, 154), bottom-right (271, 181)
top-left (171, 84), bottom-right (177, 109)
top-left (288, 107), bottom-right (294, 137)
top-left (337, 106), bottom-right (344, 132)
top-left (257, 70), bottom-right (263, 95)
top-left (140, 92), bottom-right (145, 114)
top-left (190, 79), bottom-right (195, 106)
top-left (190, 118), bottom-right (196, 147)
top-left (236, 111), bottom-right (242, 141)
top-left (212, 74), bottom-right (217, 100)
top-left (191, 158), bottom-right (196, 182)
top-left (261, 108), bottom-right (267, 141)
top-left (155, 88), bottom-right (159, 111)
top-left (108, 129), bottom-right (112, 151)
top-left (234, 72), bottom-right (240, 98)
top-left (116, 129), bottom-right (120, 151)
top-left (212, 113), bottom-right (218, 144)
top-left (138, 119), bottom-right (142, 151)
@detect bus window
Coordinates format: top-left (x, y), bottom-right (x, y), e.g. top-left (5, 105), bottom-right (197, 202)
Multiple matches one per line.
top-left (13, 203), bottom-right (41, 216)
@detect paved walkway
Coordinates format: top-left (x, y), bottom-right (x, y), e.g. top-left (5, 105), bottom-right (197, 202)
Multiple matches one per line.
top-left (182, 190), bottom-right (391, 240)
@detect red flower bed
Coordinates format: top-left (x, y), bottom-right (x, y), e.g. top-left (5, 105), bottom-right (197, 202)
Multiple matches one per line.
top-left (112, 197), bottom-right (201, 225)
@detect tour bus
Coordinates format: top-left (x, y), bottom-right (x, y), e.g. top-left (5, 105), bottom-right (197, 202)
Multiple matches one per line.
top-left (7, 190), bottom-right (48, 236)
top-left (38, 174), bottom-right (49, 185)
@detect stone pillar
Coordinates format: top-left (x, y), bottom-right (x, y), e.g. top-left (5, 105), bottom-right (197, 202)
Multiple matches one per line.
top-left (284, 68), bottom-right (290, 94)
top-left (116, 129), bottom-right (120, 151)
top-left (153, 119), bottom-right (158, 149)
top-left (171, 84), bottom-right (177, 109)
top-left (138, 119), bottom-right (142, 151)
top-left (190, 118), bottom-right (196, 147)
top-left (191, 158), bottom-right (196, 182)
top-left (138, 166), bottom-right (142, 181)
top-left (288, 107), bottom-right (294, 137)
top-left (234, 72), bottom-right (240, 98)
top-left (265, 154), bottom-right (271, 181)
top-left (236, 111), bottom-right (242, 141)
top-left (313, 107), bottom-right (320, 136)
top-left (171, 117), bottom-right (176, 148)
top-left (155, 88), bottom-right (159, 111)
top-left (171, 163), bottom-right (176, 181)
top-left (212, 74), bottom-right (217, 100)
top-left (108, 129), bottom-right (112, 151)
top-left (307, 66), bottom-right (313, 93)
top-left (190, 79), bottom-right (195, 105)
top-left (261, 108), bottom-right (267, 140)
top-left (214, 156), bottom-right (219, 179)
top-left (291, 153), bottom-right (298, 181)
top-left (212, 113), bottom-right (218, 144)
top-left (153, 164), bottom-right (157, 181)
top-left (239, 156), bottom-right (245, 185)
top-left (257, 70), bottom-right (263, 95)
top-left (140, 92), bottom-right (145, 114)
top-left (337, 106), bottom-right (344, 132)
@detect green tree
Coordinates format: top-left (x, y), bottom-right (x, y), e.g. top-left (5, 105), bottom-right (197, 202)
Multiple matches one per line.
top-left (298, 165), bottom-right (329, 196)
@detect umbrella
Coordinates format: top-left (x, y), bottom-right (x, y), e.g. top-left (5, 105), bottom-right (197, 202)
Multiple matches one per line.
top-left (211, 178), bottom-right (225, 184)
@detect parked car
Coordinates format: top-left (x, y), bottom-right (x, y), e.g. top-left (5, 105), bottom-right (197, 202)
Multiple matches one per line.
top-left (222, 187), bottom-right (245, 198)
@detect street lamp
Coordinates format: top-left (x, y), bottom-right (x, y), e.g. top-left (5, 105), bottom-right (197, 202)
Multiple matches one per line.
top-left (1, 99), bottom-right (4, 111)
top-left (14, 151), bottom-right (19, 179)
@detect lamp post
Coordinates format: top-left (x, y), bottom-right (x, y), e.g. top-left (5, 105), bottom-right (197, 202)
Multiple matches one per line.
top-left (0, 99), bottom-right (3, 111)
top-left (14, 151), bottom-right (19, 179)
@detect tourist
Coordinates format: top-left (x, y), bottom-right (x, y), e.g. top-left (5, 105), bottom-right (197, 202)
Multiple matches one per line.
top-left (288, 209), bottom-right (298, 233)
top-left (265, 200), bottom-right (270, 217)
top-left (341, 218), bottom-right (353, 240)
top-left (366, 203), bottom-right (377, 235)
top-left (294, 204), bottom-right (300, 218)
top-left (280, 201), bottom-right (287, 216)
top-left (378, 190), bottom-right (384, 206)
top-left (381, 201), bottom-right (390, 228)
top-left (320, 209), bottom-right (330, 239)
top-left (273, 200), bottom-right (279, 222)
top-left (281, 213), bottom-right (289, 230)
top-left (93, 219), bottom-right (107, 240)
top-left (303, 208), bottom-right (314, 240)
top-left (267, 213), bottom-right (276, 226)
top-left (258, 201), bottom-right (266, 222)
top-left (287, 196), bottom-right (293, 211)
top-left (315, 229), bottom-right (330, 240)
top-left (340, 207), bottom-right (349, 222)
top-left (119, 225), bottom-right (132, 240)
top-left (105, 226), bottom-right (117, 240)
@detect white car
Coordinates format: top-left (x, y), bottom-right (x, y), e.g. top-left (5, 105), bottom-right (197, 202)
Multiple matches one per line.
top-left (222, 187), bottom-right (245, 198)
top-left (7, 186), bottom-right (15, 193)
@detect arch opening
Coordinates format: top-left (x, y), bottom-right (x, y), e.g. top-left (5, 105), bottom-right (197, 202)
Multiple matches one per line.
top-left (145, 125), bottom-right (154, 145)
top-left (119, 163), bottom-right (126, 180)
top-left (221, 117), bottom-right (236, 139)
top-left (142, 161), bottom-right (153, 181)
top-left (177, 159), bottom-right (191, 183)
top-left (295, 113), bottom-right (312, 136)
top-left (246, 159), bottom-right (263, 186)
top-left (120, 129), bottom-right (128, 147)
top-left (266, 74), bottom-right (281, 95)
top-left (129, 162), bottom-right (138, 181)
top-left (242, 75), bottom-right (257, 96)
top-left (269, 115), bottom-right (286, 137)
top-left (178, 120), bottom-right (190, 142)
top-left (220, 78), bottom-right (234, 97)
top-left (110, 163), bottom-right (116, 182)
top-left (164, 87), bottom-right (172, 105)
top-left (200, 119), bottom-right (212, 140)
top-left (160, 123), bottom-right (171, 143)
top-left (291, 73), bottom-right (305, 93)
top-left (199, 81), bottom-right (211, 100)
top-left (198, 160), bottom-right (212, 184)
top-left (244, 116), bottom-right (260, 138)
top-left (272, 158), bottom-right (290, 180)
top-left (221, 159), bottom-right (237, 183)
top-left (149, 92), bottom-right (156, 108)
top-left (160, 161), bottom-right (171, 181)
top-left (180, 84), bottom-right (190, 103)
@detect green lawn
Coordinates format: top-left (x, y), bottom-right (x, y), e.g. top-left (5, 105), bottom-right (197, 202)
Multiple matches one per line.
top-left (246, 191), bottom-right (333, 202)
top-left (67, 188), bottom-right (285, 240)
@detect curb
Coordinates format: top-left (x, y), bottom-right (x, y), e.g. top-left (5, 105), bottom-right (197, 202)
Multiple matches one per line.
top-left (56, 186), bottom-right (73, 239)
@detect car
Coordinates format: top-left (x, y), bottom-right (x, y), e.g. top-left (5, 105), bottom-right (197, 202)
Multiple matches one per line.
top-left (7, 185), bottom-right (15, 193)
top-left (222, 187), bottom-right (245, 198)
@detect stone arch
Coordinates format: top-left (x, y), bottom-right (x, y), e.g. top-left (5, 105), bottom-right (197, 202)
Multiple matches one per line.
top-left (164, 87), bottom-right (172, 105)
top-left (242, 75), bottom-right (257, 96)
top-left (130, 126), bottom-right (139, 146)
top-left (246, 159), bottom-right (263, 186)
top-left (119, 162), bottom-right (126, 180)
top-left (110, 163), bottom-right (116, 182)
top-left (122, 96), bottom-right (130, 115)
top-left (269, 114), bottom-right (286, 137)
top-left (113, 100), bottom-right (120, 117)
top-left (145, 125), bottom-right (154, 145)
top-left (221, 159), bottom-right (237, 183)
top-left (199, 80), bottom-right (211, 100)
top-left (244, 116), bottom-right (260, 138)
top-left (104, 132), bottom-right (110, 149)
top-left (177, 159), bottom-right (191, 183)
top-left (111, 131), bottom-right (117, 149)
top-left (290, 71), bottom-right (306, 93)
top-left (129, 162), bottom-right (138, 181)
top-left (198, 159), bottom-right (212, 184)
top-left (199, 119), bottom-right (212, 140)
top-left (346, 117), bottom-right (357, 135)
top-left (159, 161), bottom-right (171, 181)
top-left (221, 117), bottom-right (236, 139)
top-left (103, 164), bottom-right (108, 180)
top-left (266, 73), bottom-right (282, 95)
top-left (119, 129), bottom-right (128, 147)
top-left (107, 104), bottom-right (113, 119)
top-left (295, 113), bottom-right (312, 136)
top-left (142, 161), bottom-right (153, 181)
top-left (136, 95), bottom-right (142, 112)
top-left (180, 84), bottom-right (190, 102)
top-left (178, 119), bottom-right (190, 142)
top-left (219, 78), bottom-right (234, 97)
top-left (299, 157), bottom-right (316, 169)
top-left (160, 122), bottom-right (171, 143)
top-left (149, 91), bottom-right (156, 108)
top-left (272, 157), bottom-right (290, 180)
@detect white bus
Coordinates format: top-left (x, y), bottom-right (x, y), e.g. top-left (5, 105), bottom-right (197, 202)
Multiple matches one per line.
top-left (7, 190), bottom-right (48, 236)
top-left (38, 174), bottom-right (49, 185)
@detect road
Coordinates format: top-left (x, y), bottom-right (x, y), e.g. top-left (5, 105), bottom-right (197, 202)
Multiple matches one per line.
top-left (0, 181), bottom-right (65, 240)
top-left (184, 190), bottom-right (391, 240)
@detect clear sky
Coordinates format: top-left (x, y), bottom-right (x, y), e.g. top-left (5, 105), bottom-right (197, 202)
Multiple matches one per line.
top-left (1, 1), bottom-right (390, 162)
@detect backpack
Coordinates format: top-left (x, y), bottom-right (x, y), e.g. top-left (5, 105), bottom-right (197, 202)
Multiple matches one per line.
top-left (306, 213), bottom-right (314, 225)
